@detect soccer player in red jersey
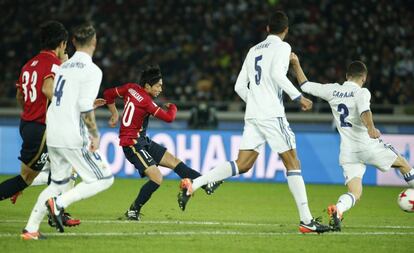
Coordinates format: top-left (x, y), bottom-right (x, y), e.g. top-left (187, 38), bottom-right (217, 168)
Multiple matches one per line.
top-left (103, 65), bottom-right (221, 220)
top-left (0, 21), bottom-right (69, 201)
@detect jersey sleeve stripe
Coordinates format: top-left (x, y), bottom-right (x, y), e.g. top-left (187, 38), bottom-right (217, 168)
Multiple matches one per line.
top-left (43, 73), bottom-right (55, 80)
top-left (153, 107), bottom-right (161, 116)
top-left (300, 81), bottom-right (308, 86)
top-left (115, 87), bottom-right (122, 98)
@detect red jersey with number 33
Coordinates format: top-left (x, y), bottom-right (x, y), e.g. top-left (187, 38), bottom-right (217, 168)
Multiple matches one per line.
top-left (16, 51), bottom-right (61, 124)
top-left (104, 83), bottom-right (177, 146)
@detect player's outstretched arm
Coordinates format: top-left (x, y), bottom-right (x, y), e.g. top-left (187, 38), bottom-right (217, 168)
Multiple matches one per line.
top-left (290, 52), bottom-right (332, 104)
top-left (288, 53), bottom-right (313, 111)
top-left (360, 111), bottom-right (381, 138)
top-left (153, 103), bottom-right (177, 123)
top-left (290, 53), bottom-right (308, 85)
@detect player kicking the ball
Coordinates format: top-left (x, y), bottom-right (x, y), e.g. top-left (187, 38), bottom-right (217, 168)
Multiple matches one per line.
top-left (103, 65), bottom-right (222, 220)
top-left (177, 11), bottom-right (330, 234)
top-left (290, 54), bottom-right (414, 231)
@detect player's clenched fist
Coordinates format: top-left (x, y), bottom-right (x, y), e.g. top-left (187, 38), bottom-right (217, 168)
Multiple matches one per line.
top-left (299, 96), bottom-right (313, 111)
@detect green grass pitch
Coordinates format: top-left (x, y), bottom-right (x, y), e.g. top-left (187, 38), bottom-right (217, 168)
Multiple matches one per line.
top-left (0, 175), bottom-right (413, 253)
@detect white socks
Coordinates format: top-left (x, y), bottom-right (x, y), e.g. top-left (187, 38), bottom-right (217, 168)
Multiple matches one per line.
top-left (31, 170), bottom-right (50, 186)
top-left (336, 192), bottom-right (356, 215)
top-left (192, 161), bottom-right (238, 192)
top-left (25, 182), bottom-right (71, 232)
top-left (25, 177), bottom-right (113, 232)
top-left (56, 177), bottom-right (114, 209)
top-left (286, 170), bottom-right (313, 224)
top-left (403, 168), bottom-right (414, 187)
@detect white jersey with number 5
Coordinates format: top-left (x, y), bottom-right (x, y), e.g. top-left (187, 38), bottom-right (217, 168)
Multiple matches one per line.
top-left (301, 81), bottom-right (376, 151)
top-left (235, 35), bottom-right (301, 119)
top-left (46, 51), bottom-right (102, 149)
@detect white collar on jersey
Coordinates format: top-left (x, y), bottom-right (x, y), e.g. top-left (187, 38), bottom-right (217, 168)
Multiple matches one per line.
top-left (266, 34), bottom-right (283, 42)
top-left (73, 51), bottom-right (92, 61)
top-left (343, 81), bottom-right (361, 88)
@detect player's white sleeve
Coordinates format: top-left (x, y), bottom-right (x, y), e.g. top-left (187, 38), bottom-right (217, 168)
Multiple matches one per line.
top-left (234, 54), bottom-right (249, 102)
top-left (78, 68), bottom-right (103, 112)
top-left (356, 88), bottom-right (371, 115)
top-left (272, 43), bottom-right (301, 100)
top-left (301, 81), bottom-right (332, 101)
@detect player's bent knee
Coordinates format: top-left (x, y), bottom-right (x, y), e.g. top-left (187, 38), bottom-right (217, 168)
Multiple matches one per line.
top-left (170, 157), bottom-right (182, 169)
top-left (160, 151), bottom-right (181, 169)
top-left (394, 155), bottom-right (411, 174)
top-left (145, 166), bottom-right (163, 184)
top-left (153, 176), bottom-right (163, 185)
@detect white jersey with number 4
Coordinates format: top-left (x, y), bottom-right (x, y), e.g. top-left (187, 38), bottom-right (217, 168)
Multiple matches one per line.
top-left (47, 51), bottom-right (102, 149)
top-left (301, 81), bottom-right (377, 152)
top-left (235, 35), bottom-right (301, 119)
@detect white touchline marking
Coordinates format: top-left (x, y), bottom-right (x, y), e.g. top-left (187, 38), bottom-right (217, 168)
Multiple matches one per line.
top-left (2, 231), bottom-right (414, 237)
top-left (1, 219), bottom-right (414, 229)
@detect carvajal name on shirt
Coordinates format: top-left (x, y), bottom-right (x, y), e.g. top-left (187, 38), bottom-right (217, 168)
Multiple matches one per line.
top-left (333, 90), bottom-right (354, 98)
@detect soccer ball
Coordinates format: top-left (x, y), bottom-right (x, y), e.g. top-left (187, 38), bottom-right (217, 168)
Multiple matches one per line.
top-left (397, 188), bottom-right (414, 212)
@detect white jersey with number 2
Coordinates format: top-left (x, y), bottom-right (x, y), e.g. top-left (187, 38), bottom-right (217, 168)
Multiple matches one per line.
top-left (301, 81), bottom-right (377, 152)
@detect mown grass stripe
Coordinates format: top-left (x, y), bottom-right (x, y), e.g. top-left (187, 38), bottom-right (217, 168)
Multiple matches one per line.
top-left (2, 231), bottom-right (414, 238)
top-left (1, 219), bottom-right (414, 229)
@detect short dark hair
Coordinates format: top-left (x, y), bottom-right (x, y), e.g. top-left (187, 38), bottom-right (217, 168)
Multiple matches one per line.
top-left (346, 61), bottom-right (368, 78)
top-left (140, 65), bottom-right (162, 86)
top-left (40, 21), bottom-right (68, 50)
top-left (73, 23), bottom-right (96, 47)
top-left (267, 11), bottom-right (289, 34)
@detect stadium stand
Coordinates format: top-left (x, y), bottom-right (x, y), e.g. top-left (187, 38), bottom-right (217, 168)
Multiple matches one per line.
top-left (1, 0), bottom-right (413, 112)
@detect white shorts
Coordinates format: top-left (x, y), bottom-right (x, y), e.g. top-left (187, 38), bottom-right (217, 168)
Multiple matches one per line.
top-left (48, 147), bottom-right (113, 184)
top-left (340, 139), bottom-right (398, 184)
top-left (239, 117), bottom-right (296, 153)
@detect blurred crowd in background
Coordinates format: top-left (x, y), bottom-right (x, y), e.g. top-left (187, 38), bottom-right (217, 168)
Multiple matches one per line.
top-left (1, 0), bottom-right (413, 111)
